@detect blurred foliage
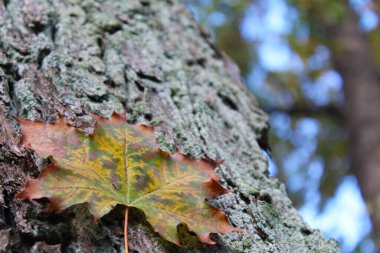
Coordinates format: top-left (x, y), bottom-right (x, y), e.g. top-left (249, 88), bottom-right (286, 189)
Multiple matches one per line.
top-left (185, 0), bottom-right (379, 252)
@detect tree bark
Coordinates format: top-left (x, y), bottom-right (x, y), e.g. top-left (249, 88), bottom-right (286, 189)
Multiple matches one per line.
top-left (0, 0), bottom-right (339, 252)
top-left (326, 4), bottom-right (380, 247)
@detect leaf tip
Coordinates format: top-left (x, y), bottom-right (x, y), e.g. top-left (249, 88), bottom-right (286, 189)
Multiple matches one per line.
top-left (92, 216), bottom-right (101, 223)
top-left (202, 178), bottom-right (231, 198)
top-left (15, 164), bottom-right (58, 202)
top-left (198, 233), bottom-right (216, 245)
top-left (15, 179), bottom-right (42, 201)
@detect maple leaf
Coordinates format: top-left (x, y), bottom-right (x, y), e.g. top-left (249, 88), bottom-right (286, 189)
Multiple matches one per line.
top-left (16, 114), bottom-right (239, 251)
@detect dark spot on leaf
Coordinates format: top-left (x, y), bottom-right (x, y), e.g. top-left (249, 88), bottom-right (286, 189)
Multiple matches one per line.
top-left (133, 167), bottom-right (155, 191)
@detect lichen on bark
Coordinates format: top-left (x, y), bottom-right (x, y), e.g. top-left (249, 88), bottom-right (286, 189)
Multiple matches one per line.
top-left (0, 0), bottom-right (340, 252)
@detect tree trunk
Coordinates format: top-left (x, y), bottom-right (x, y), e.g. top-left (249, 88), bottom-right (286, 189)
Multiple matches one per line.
top-left (325, 4), bottom-right (380, 247)
top-left (0, 0), bottom-right (339, 252)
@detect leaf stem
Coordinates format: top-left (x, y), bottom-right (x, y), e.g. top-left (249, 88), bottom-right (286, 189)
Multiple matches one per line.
top-left (124, 207), bottom-right (129, 253)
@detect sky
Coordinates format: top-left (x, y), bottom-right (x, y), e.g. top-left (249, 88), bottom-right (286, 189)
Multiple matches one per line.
top-left (187, 0), bottom-right (378, 252)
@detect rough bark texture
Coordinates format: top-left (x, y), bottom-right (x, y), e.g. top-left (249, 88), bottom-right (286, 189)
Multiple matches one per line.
top-left (327, 5), bottom-right (380, 247)
top-left (0, 0), bottom-right (339, 252)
